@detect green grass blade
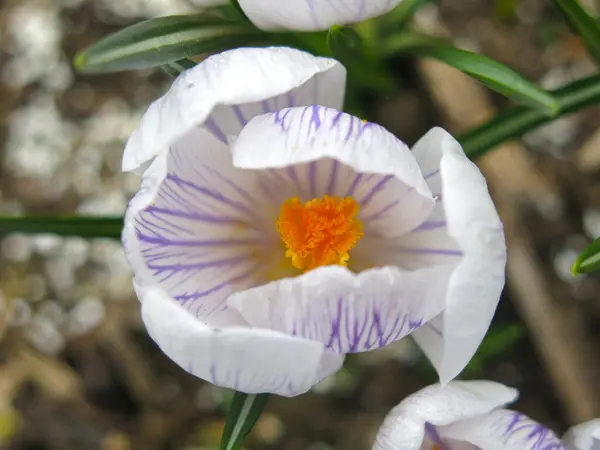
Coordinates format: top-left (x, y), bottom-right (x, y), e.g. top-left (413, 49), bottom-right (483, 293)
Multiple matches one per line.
top-left (551, 0), bottom-right (600, 65)
top-left (459, 72), bottom-right (600, 159)
top-left (219, 392), bottom-right (269, 450)
top-left (161, 57), bottom-right (197, 76)
top-left (386, 35), bottom-right (559, 115)
top-left (572, 237), bottom-right (600, 274)
top-left (75, 14), bottom-right (264, 74)
top-left (0, 216), bottom-right (123, 239)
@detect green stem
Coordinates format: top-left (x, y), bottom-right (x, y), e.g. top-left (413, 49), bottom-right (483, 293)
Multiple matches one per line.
top-left (459, 72), bottom-right (600, 159)
top-left (219, 392), bottom-right (269, 450)
top-left (0, 216), bottom-right (123, 239)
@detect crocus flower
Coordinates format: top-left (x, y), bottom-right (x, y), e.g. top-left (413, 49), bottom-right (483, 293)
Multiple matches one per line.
top-left (564, 419), bottom-right (600, 450)
top-left (191, 0), bottom-right (406, 31)
top-left (374, 380), bottom-right (600, 450)
top-left (122, 46), bottom-right (506, 396)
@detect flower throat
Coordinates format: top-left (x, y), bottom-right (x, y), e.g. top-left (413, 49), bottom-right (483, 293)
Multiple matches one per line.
top-left (277, 195), bottom-right (363, 272)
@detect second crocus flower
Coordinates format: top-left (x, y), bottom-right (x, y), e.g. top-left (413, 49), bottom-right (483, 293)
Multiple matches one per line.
top-left (375, 380), bottom-right (600, 450)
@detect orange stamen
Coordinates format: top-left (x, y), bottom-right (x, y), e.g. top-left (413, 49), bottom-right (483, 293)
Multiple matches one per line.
top-left (277, 195), bottom-right (363, 272)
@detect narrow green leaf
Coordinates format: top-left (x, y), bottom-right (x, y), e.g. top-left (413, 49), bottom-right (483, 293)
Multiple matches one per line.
top-left (426, 47), bottom-right (558, 114)
top-left (75, 14), bottom-right (265, 74)
top-left (551, 0), bottom-right (600, 65)
top-left (459, 72), bottom-right (600, 159)
top-left (572, 238), bottom-right (600, 274)
top-left (386, 35), bottom-right (559, 115)
top-left (161, 57), bottom-right (196, 77)
top-left (0, 216), bottom-right (123, 239)
top-left (219, 392), bottom-right (269, 450)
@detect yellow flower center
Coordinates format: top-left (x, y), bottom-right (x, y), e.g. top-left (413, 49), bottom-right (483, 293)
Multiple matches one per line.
top-left (276, 195), bottom-right (364, 272)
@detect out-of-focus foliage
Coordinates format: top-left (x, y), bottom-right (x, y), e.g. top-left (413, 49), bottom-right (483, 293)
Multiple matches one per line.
top-left (572, 237), bottom-right (600, 274)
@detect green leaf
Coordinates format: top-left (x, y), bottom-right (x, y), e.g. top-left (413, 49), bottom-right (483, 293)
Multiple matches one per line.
top-left (0, 216), bottom-right (123, 239)
top-left (327, 25), bottom-right (365, 61)
top-left (219, 392), bottom-right (269, 450)
top-left (551, 0), bottom-right (600, 65)
top-left (227, 0), bottom-right (251, 24)
top-left (161, 57), bottom-right (196, 77)
top-left (75, 14), bottom-right (265, 74)
top-left (460, 72), bottom-right (600, 159)
top-left (322, 25), bottom-right (394, 92)
top-left (572, 237), bottom-right (600, 274)
top-left (387, 36), bottom-right (559, 115)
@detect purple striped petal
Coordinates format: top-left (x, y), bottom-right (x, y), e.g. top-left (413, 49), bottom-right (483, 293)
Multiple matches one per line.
top-left (123, 128), bottom-right (276, 324)
top-left (233, 105), bottom-right (435, 238)
top-left (374, 381), bottom-right (519, 450)
top-left (123, 47), bottom-right (345, 172)
top-left (440, 409), bottom-right (566, 450)
top-left (228, 264), bottom-right (452, 354)
top-left (238, 0), bottom-right (404, 31)
top-left (138, 283), bottom-right (344, 396)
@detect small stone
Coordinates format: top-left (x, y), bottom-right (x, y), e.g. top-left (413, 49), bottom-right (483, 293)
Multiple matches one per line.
top-left (67, 297), bottom-right (106, 337)
top-left (25, 316), bottom-right (65, 355)
top-left (2, 234), bottom-right (33, 263)
top-left (8, 298), bottom-right (32, 327)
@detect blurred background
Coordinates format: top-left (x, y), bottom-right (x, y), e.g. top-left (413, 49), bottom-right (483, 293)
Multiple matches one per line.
top-left (0, 0), bottom-right (600, 449)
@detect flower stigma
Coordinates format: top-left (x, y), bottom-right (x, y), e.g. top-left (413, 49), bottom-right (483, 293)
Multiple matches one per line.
top-left (277, 195), bottom-right (364, 272)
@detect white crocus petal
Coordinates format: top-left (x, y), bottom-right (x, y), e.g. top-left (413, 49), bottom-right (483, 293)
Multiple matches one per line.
top-left (228, 264), bottom-right (451, 354)
top-left (122, 128), bottom-right (277, 325)
top-left (237, 0), bottom-right (404, 31)
top-left (409, 127), bottom-right (507, 383)
top-left (564, 419), bottom-right (600, 450)
top-left (439, 409), bottom-right (566, 450)
top-left (232, 106), bottom-right (435, 238)
top-left (374, 381), bottom-right (519, 450)
top-left (138, 282), bottom-right (344, 396)
top-left (123, 47), bottom-right (346, 172)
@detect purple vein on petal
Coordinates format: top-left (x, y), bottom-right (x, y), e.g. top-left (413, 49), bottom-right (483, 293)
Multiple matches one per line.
top-left (177, 264), bottom-right (260, 304)
top-left (361, 200), bottom-right (400, 223)
top-left (137, 233), bottom-right (261, 247)
top-left (424, 168), bottom-right (440, 180)
top-left (344, 115), bottom-right (355, 141)
top-left (327, 160), bottom-right (339, 195)
top-left (144, 206), bottom-right (241, 225)
top-left (345, 173), bottom-right (363, 197)
top-left (359, 175), bottom-right (393, 207)
top-left (167, 174), bottom-right (255, 218)
top-left (140, 210), bottom-right (196, 236)
top-left (411, 220), bottom-right (447, 233)
top-left (204, 166), bottom-right (258, 213)
top-left (274, 108), bottom-right (292, 131)
top-left (286, 91), bottom-right (296, 107)
top-left (204, 117), bottom-right (227, 143)
top-left (149, 254), bottom-right (253, 284)
top-left (424, 423), bottom-right (451, 450)
top-left (309, 105), bottom-right (322, 131)
top-left (356, 120), bottom-right (374, 140)
top-left (231, 105), bottom-right (247, 127)
top-left (330, 110), bottom-right (344, 131)
top-left (261, 99), bottom-right (271, 113)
